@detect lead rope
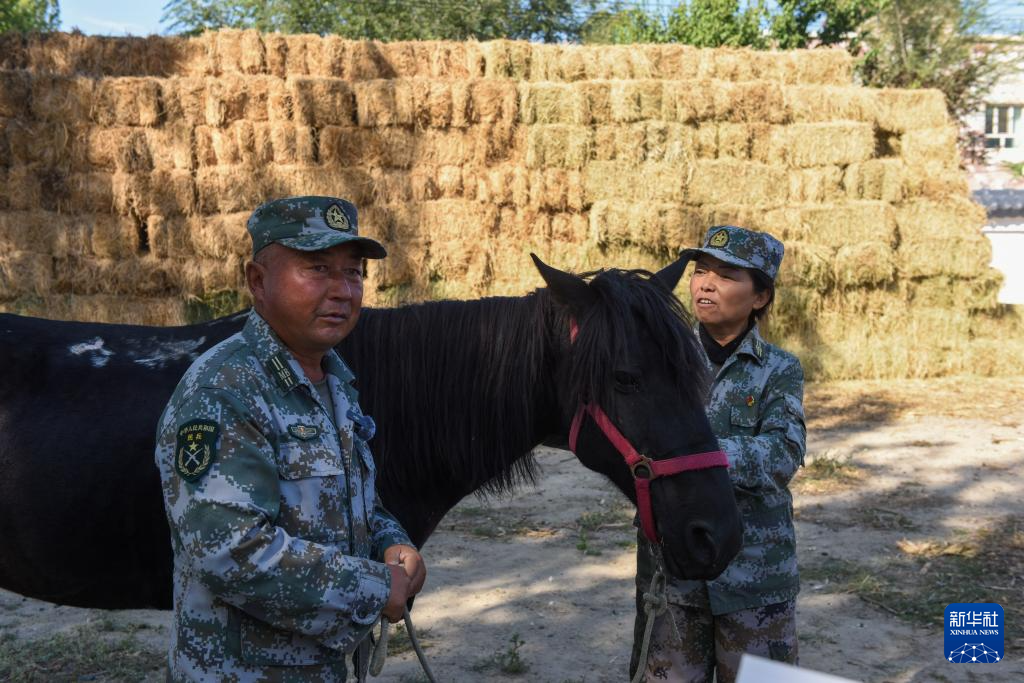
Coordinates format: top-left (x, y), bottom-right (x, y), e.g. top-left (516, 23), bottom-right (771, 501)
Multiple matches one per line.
top-left (631, 549), bottom-right (682, 683)
top-left (369, 608), bottom-right (438, 683)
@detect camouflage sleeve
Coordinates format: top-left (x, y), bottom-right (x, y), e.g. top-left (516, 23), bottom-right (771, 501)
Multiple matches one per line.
top-left (164, 387), bottom-right (391, 652)
top-left (718, 357), bottom-right (806, 494)
top-left (370, 502), bottom-right (415, 559)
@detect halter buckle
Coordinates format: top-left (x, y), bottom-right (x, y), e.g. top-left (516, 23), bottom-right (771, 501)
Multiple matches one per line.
top-left (630, 455), bottom-right (657, 480)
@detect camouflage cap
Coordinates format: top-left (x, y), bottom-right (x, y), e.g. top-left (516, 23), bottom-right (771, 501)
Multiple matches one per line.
top-left (247, 196), bottom-right (387, 259)
top-left (680, 225), bottom-right (784, 281)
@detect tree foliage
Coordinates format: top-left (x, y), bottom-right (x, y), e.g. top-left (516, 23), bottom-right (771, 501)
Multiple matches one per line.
top-left (856, 0), bottom-right (1011, 122)
top-left (161, 0), bottom-right (580, 41)
top-left (0, 0), bottom-right (60, 33)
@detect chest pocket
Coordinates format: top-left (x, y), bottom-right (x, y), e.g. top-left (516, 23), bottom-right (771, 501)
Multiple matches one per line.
top-left (275, 438), bottom-right (346, 543)
top-left (730, 405), bottom-right (760, 432)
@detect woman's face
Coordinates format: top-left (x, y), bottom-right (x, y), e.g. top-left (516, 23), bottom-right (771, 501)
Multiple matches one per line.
top-left (689, 255), bottom-right (770, 334)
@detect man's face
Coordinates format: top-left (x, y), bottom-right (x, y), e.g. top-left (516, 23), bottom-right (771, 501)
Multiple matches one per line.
top-left (249, 242), bottom-right (366, 358)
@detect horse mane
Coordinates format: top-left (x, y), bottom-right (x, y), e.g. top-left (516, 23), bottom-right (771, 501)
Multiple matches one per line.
top-left (345, 268), bottom-right (707, 499)
top-left (346, 292), bottom-right (555, 497)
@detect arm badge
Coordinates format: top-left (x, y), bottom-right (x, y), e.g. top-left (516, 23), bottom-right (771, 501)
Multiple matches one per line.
top-left (175, 419), bottom-right (220, 482)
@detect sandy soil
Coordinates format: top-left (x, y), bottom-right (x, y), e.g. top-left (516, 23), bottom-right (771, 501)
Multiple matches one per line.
top-left (2, 378), bottom-right (1022, 683)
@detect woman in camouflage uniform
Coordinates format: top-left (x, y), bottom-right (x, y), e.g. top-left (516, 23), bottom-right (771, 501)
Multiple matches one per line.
top-left (631, 225), bottom-right (806, 683)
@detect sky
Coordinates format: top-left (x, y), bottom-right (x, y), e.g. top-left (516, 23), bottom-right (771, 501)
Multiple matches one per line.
top-left (59, 0), bottom-right (1024, 37)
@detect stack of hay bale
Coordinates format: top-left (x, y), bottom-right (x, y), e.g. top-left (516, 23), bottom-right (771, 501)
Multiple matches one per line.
top-left (0, 30), bottom-right (1018, 378)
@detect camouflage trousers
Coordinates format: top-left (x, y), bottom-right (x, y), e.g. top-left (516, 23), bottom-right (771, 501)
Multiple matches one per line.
top-left (630, 597), bottom-right (797, 683)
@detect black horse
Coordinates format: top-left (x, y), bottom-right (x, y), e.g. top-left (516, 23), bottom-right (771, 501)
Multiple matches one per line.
top-left (0, 256), bottom-right (741, 610)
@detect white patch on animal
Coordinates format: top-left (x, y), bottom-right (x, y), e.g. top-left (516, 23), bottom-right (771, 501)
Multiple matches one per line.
top-left (69, 338), bottom-right (114, 368)
top-left (130, 337), bottom-right (207, 369)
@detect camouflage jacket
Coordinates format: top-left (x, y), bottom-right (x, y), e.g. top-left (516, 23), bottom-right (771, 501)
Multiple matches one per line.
top-left (639, 324), bottom-right (806, 615)
top-left (154, 310), bottom-right (411, 682)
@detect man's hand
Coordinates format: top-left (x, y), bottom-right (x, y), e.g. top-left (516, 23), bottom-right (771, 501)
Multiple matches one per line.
top-left (382, 564), bottom-right (410, 623)
top-left (384, 544), bottom-right (426, 595)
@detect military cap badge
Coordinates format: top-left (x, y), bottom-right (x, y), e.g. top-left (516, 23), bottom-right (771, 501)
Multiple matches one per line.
top-left (325, 203), bottom-right (352, 232)
top-left (175, 419), bottom-right (219, 482)
top-left (708, 229), bottom-right (730, 248)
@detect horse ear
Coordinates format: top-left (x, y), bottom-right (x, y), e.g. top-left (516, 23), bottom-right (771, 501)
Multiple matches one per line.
top-left (654, 255), bottom-right (689, 292)
top-left (531, 253), bottom-right (597, 312)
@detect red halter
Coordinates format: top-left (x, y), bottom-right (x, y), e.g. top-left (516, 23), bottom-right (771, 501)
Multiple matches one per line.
top-left (566, 320), bottom-right (729, 544)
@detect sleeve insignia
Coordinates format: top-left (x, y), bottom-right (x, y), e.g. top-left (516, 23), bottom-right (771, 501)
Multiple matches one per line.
top-left (175, 419), bottom-right (220, 482)
top-left (288, 424), bottom-right (320, 440)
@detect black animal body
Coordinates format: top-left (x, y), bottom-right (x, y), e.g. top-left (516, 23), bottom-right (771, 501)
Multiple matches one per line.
top-left (0, 257), bottom-right (742, 610)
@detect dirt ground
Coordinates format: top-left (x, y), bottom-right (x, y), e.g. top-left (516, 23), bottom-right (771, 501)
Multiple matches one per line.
top-left (1, 377), bottom-right (1022, 683)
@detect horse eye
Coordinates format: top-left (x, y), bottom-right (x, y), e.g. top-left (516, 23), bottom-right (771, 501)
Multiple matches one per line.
top-left (613, 371), bottom-right (641, 394)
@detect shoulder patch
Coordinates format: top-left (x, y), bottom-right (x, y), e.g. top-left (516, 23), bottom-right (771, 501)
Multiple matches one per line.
top-left (288, 424), bottom-right (320, 440)
top-left (266, 352), bottom-right (300, 392)
top-left (175, 419), bottom-right (219, 482)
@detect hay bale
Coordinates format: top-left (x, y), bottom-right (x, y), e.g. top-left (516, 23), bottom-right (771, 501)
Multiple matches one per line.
top-left (88, 213), bottom-right (140, 258)
top-left (591, 124), bottom-right (646, 164)
top-left (291, 77), bottom-right (356, 126)
top-left (776, 241), bottom-right (835, 288)
top-left (0, 71), bottom-right (31, 118)
top-left (468, 80), bottom-right (518, 125)
top-left (0, 293), bottom-right (188, 325)
top-left (911, 273), bottom-right (1002, 312)
top-left (753, 122), bottom-right (874, 167)
top-left (268, 123), bottom-right (316, 165)
top-left (67, 173), bottom-right (115, 213)
top-left (0, 210), bottom-right (57, 253)
top-left (92, 78), bottom-right (163, 127)
top-left (843, 160), bottom-right (904, 202)
top-left (788, 167), bottom-right (844, 203)
top-left (525, 125), bottom-right (592, 169)
top-left (481, 40), bottom-right (533, 79)
top-left (784, 202), bottom-right (896, 247)
top-left (585, 161), bottom-right (689, 204)
top-left (898, 233), bottom-right (991, 278)
top-left (873, 89), bottom-right (948, 132)
top-left (898, 127), bottom-right (959, 169)
top-left (901, 166), bottom-right (969, 200)
top-left (713, 81), bottom-right (788, 123)
top-left (209, 30), bottom-right (267, 75)
top-left (834, 241), bottom-right (896, 287)
top-left (894, 198), bottom-right (986, 242)
top-left (147, 215), bottom-right (192, 258)
top-left (781, 48), bottom-right (852, 85)
top-left (0, 251), bottom-right (53, 297)
top-left (205, 74), bottom-right (271, 127)
top-left (28, 75), bottom-right (95, 123)
top-left (183, 211), bottom-right (252, 259)
top-left (354, 80), bottom-right (415, 127)
top-left (590, 200), bottom-right (704, 252)
top-left (161, 77), bottom-right (207, 125)
top-left (114, 170), bottom-right (197, 217)
top-left (687, 159), bottom-right (787, 207)
top-left (53, 255), bottom-right (177, 295)
top-left (5, 167), bottom-right (42, 211)
top-left (784, 85), bottom-right (879, 123)
top-left (610, 81), bottom-right (664, 123)
top-left (643, 122), bottom-right (699, 164)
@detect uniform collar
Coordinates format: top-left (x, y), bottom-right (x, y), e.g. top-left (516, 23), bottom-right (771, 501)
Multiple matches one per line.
top-left (242, 310), bottom-right (355, 396)
top-left (734, 323), bottom-right (767, 365)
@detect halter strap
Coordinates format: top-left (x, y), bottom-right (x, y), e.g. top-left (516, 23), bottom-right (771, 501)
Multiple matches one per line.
top-left (566, 318), bottom-right (728, 544)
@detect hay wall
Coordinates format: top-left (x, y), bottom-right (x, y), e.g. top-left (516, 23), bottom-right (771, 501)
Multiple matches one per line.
top-left (0, 30), bottom-right (1019, 378)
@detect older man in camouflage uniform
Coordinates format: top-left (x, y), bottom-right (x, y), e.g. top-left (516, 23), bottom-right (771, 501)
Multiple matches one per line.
top-left (155, 196), bottom-right (425, 682)
top-left (632, 226), bottom-right (806, 682)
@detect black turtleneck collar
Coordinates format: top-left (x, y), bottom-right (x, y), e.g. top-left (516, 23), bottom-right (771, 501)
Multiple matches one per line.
top-left (699, 322), bottom-right (753, 366)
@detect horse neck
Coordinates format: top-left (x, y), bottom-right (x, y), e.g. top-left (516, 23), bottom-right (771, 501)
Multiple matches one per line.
top-left (341, 293), bottom-right (563, 542)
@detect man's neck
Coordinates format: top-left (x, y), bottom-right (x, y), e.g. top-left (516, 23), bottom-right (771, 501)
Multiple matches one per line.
top-left (290, 350), bottom-right (326, 383)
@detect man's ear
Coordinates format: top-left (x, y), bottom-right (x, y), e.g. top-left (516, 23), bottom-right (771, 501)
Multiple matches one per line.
top-left (245, 259), bottom-right (265, 305)
top-left (531, 253), bottom-right (597, 314)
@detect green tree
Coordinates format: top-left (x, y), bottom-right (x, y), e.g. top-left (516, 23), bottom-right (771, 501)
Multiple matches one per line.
top-left (666, 0), bottom-right (767, 47)
top-left (855, 0), bottom-right (1015, 122)
top-left (162, 0), bottom-right (580, 41)
top-left (0, 0), bottom-right (60, 33)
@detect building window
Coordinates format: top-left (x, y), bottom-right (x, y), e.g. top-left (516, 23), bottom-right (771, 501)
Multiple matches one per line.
top-left (985, 104), bottom-right (1022, 149)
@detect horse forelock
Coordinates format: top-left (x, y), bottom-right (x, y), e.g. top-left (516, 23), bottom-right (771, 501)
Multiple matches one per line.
top-left (568, 268), bottom-right (709, 409)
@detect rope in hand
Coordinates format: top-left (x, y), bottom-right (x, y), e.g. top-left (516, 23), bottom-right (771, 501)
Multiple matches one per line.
top-left (369, 607), bottom-right (438, 683)
top-left (630, 550), bottom-right (681, 683)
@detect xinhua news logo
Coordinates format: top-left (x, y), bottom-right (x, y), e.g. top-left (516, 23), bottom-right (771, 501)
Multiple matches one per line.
top-left (945, 603), bottom-right (1003, 664)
